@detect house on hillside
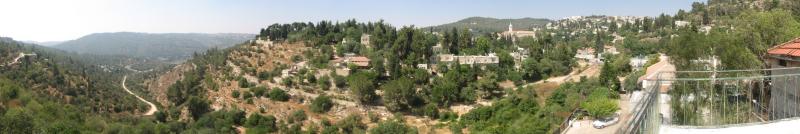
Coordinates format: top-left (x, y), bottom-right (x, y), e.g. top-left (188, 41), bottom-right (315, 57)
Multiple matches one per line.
top-left (255, 37), bottom-right (274, 48)
top-left (437, 53), bottom-right (499, 65)
top-left (510, 47), bottom-right (529, 69)
top-left (344, 56), bottom-right (370, 69)
top-left (604, 45), bottom-right (619, 55)
top-left (499, 23), bottom-right (538, 43)
top-left (766, 37), bottom-right (800, 119)
top-left (432, 43), bottom-right (445, 54)
top-left (674, 21), bottom-right (690, 28)
top-left (575, 47), bottom-right (598, 63)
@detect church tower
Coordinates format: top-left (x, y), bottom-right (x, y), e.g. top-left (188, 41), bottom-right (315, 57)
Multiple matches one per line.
top-left (508, 23), bottom-right (513, 32)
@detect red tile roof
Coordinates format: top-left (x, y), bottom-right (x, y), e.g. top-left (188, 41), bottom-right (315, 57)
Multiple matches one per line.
top-left (768, 38), bottom-right (800, 57)
top-left (346, 56), bottom-right (370, 67)
top-left (348, 57), bottom-right (370, 62)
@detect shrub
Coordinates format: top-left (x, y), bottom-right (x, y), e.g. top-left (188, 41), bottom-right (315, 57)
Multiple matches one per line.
top-left (258, 71), bottom-right (272, 81)
top-left (231, 91), bottom-right (241, 98)
top-left (238, 76), bottom-right (250, 88)
top-left (282, 77), bottom-right (294, 87)
top-left (333, 74), bottom-right (346, 88)
top-left (582, 97), bottom-right (619, 118)
top-left (439, 111), bottom-right (459, 122)
top-left (186, 97), bottom-right (211, 120)
top-left (245, 114), bottom-right (277, 133)
top-left (288, 110), bottom-right (307, 123)
top-left (423, 104), bottom-right (439, 118)
top-left (337, 114), bottom-right (366, 133)
top-left (243, 91), bottom-right (253, 99)
top-left (251, 86), bottom-right (268, 97)
top-left (269, 88), bottom-right (289, 101)
top-left (310, 95), bottom-right (334, 113)
top-left (317, 75), bottom-right (331, 90)
top-left (368, 120), bottom-right (418, 134)
top-left (291, 55), bottom-right (303, 63)
top-left (368, 112), bottom-right (380, 123)
top-left (306, 73), bottom-right (317, 84)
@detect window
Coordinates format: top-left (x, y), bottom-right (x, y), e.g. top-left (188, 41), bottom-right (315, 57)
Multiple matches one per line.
top-left (779, 59), bottom-right (788, 67)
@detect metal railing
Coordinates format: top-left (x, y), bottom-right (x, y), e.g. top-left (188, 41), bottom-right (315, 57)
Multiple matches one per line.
top-left (555, 109), bottom-right (582, 134)
top-left (619, 67), bottom-right (800, 134)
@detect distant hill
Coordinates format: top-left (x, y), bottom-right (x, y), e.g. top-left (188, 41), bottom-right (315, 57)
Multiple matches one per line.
top-left (52, 32), bottom-right (255, 61)
top-left (21, 40), bottom-right (64, 46)
top-left (427, 17), bottom-right (553, 34)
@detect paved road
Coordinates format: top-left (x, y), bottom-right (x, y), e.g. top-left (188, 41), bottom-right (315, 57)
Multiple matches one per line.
top-left (565, 95), bottom-right (632, 134)
top-left (122, 76), bottom-right (158, 115)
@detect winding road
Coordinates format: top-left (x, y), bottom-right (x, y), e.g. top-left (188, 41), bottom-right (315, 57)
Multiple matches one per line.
top-left (122, 76), bottom-right (158, 115)
top-left (1, 52), bottom-right (36, 67)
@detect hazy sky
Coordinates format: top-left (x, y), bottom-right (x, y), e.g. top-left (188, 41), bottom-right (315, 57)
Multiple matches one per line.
top-left (0, 0), bottom-right (703, 42)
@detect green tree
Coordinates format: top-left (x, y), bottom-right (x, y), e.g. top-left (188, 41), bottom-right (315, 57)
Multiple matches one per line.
top-left (245, 114), bottom-right (277, 133)
top-left (506, 115), bottom-right (550, 134)
top-left (733, 10), bottom-right (800, 67)
top-left (522, 57), bottom-right (541, 81)
top-left (186, 96), bottom-right (211, 120)
top-left (348, 72), bottom-right (377, 104)
top-left (497, 51), bottom-right (514, 69)
top-left (155, 111), bottom-right (167, 123)
top-left (1, 109), bottom-right (33, 134)
top-left (381, 78), bottom-right (416, 111)
top-left (429, 79), bottom-right (459, 107)
top-left (582, 89), bottom-right (620, 118)
top-left (474, 72), bottom-right (500, 99)
top-left (599, 54), bottom-right (620, 91)
top-left (268, 88), bottom-right (290, 101)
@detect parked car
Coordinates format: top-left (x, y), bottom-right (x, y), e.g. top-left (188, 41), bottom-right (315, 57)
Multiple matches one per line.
top-left (592, 113), bottom-right (620, 129)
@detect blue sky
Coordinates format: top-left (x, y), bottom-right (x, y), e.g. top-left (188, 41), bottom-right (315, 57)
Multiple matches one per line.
top-left (0, 0), bottom-right (703, 42)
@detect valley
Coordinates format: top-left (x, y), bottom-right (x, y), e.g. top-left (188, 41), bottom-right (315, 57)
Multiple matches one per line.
top-left (2, 0), bottom-right (800, 133)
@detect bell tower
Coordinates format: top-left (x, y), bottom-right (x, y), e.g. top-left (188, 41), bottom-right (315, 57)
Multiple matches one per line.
top-left (508, 23), bottom-right (513, 32)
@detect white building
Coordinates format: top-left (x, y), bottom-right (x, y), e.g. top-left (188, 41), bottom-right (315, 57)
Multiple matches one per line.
top-left (438, 53), bottom-right (499, 65)
top-left (255, 37), bottom-right (274, 48)
top-left (674, 21), bottom-right (690, 28)
top-left (360, 34), bottom-right (371, 47)
top-left (499, 23), bottom-right (537, 40)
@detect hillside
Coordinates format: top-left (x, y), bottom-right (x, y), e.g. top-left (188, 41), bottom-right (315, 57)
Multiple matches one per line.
top-left (0, 37), bottom-right (150, 114)
top-left (0, 37), bottom-right (165, 133)
top-left (52, 32), bottom-right (254, 62)
top-left (149, 18), bottom-right (585, 133)
top-left (428, 17), bottom-right (552, 34)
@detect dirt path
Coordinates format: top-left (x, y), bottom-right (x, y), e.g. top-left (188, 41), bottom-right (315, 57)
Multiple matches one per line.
top-left (2, 53), bottom-right (36, 67)
top-left (125, 64), bottom-right (153, 73)
top-left (122, 76), bottom-right (158, 115)
top-left (520, 62), bottom-right (601, 89)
